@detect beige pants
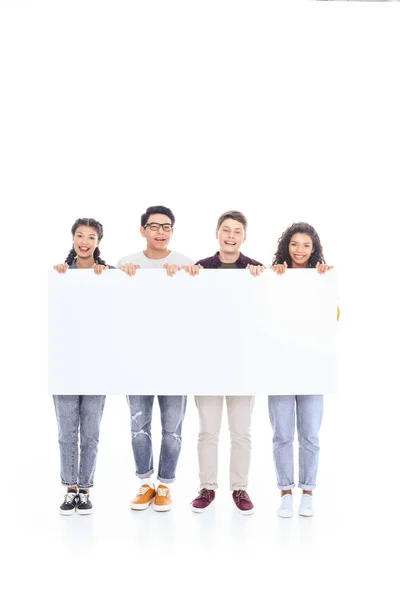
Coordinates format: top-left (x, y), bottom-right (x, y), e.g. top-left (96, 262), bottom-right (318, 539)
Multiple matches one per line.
top-left (195, 395), bottom-right (255, 491)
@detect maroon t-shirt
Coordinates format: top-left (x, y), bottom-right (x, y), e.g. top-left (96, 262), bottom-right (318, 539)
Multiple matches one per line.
top-left (196, 251), bottom-right (263, 269)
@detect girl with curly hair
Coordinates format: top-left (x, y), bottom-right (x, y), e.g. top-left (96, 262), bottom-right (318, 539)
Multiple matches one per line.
top-left (52, 218), bottom-right (114, 516)
top-left (269, 222), bottom-right (333, 518)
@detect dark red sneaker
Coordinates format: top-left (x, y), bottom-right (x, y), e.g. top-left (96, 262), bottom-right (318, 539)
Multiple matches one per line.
top-left (232, 490), bottom-right (255, 515)
top-left (191, 488), bottom-right (215, 513)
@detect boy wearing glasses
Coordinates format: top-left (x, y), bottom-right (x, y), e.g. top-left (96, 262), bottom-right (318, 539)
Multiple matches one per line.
top-left (184, 210), bottom-right (264, 515)
top-left (117, 206), bottom-right (193, 511)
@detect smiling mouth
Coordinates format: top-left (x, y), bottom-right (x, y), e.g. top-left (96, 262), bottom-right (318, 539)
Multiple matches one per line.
top-left (155, 238), bottom-right (166, 242)
top-left (225, 241), bottom-right (236, 246)
top-left (79, 247), bottom-right (90, 252)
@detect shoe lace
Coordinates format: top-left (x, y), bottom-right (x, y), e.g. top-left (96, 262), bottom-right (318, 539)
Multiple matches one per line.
top-left (78, 492), bottom-right (88, 504)
top-left (64, 491), bottom-right (77, 504)
top-left (199, 489), bottom-right (212, 499)
top-left (157, 487), bottom-right (168, 496)
top-left (234, 490), bottom-right (249, 501)
top-left (138, 486), bottom-right (151, 495)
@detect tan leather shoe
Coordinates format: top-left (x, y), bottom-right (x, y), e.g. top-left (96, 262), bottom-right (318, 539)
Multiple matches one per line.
top-left (130, 484), bottom-right (156, 510)
top-left (153, 485), bottom-right (172, 512)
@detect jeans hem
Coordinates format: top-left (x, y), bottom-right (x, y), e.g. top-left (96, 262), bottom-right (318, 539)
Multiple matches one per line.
top-left (230, 485), bottom-right (248, 491)
top-left (299, 484), bottom-right (316, 491)
top-left (62, 481), bottom-right (78, 487)
top-left (200, 484), bottom-right (218, 490)
top-left (157, 476), bottom-right (176, 484)
top-left (278, 484), bottom-right (295, 490)
top-left (77, 484), bottom-right (94, 489)
top-left (137, 469), bottom-right (154, 479)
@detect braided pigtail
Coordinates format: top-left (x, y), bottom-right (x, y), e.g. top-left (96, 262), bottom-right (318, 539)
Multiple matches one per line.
top-left (93, 247), bottom-right (107, 266)
top-left (65, 247), bottom-right (76, 266)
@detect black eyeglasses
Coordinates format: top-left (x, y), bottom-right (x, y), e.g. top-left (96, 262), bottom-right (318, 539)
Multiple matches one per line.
top-left (144, 222), bottom-right (173, 232)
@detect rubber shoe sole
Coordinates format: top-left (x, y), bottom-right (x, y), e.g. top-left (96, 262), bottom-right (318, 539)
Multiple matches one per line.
top-left (59, 507), bottom-right (76, 516)
top-left (235, 506), bottom-right (255, 516)
top-left (278, 508), bottom-right (293, 518)
top-left (298, 507), bottom-right (313, 517)
top-left (153, 502), bottom-right (172, 512)
top-left (76, 507), bottom-right (93, 515)
top-left (130, 498), bottom-right (154, 510)
top-left (191, 504), bottom-right (212, 513)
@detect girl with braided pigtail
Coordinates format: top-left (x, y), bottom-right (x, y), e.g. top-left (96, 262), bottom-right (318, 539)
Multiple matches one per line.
top-left (269, 222), bottom-right (335, 519)
top-left (53, 218), bottom-right (114, 516)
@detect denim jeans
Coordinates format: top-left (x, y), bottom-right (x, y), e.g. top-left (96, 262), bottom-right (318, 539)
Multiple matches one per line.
top-left (53, 395), bottom-right (106, 489)
top-left (127, 395), bottom-right (187, 483)
top-left (268, 395), bottom-right (323, 491)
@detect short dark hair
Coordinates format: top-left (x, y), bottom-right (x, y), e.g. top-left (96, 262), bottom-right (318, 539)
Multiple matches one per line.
top-left (141, 206), bottom-right (175, 228)
top-left (217, 210), bottom-right (247, 230)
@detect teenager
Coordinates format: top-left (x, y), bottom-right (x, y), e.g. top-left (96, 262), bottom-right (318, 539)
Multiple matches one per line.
top-left (53, 218), bottom-right (113, 515)
top-left (185, 210), bottom-right (264, 515)
top-left (269, 222), bottom-right (334, 518)
top-left (117, 206), bottom-right (193, 511)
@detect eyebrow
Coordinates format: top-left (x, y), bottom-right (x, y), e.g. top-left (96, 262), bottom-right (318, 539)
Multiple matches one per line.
top-left (148, 221), bottom-right (172, 225)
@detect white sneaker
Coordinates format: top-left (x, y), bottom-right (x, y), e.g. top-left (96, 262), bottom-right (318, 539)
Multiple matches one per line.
top-left (298, 493), bottom-right (313, 517)
top-left (277, 493), bottom-right (293, 518)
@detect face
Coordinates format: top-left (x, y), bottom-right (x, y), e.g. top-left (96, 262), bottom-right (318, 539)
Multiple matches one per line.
top-left (73, 226), bottom-right (99, 259)
top-left (140, 213), bottom-right (173, 250)
top-left (217, 218), bottom-right (246, 253)
top-left (288, 232), bottom-right (314, 268)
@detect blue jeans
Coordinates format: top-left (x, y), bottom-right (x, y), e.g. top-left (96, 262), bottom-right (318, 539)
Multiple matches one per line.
top-left (268, 395), bottom-right (323, 491)
top-left (53, 395), bottom-right (106, 489)
top-left (127, 395), bottom-right (187, 483)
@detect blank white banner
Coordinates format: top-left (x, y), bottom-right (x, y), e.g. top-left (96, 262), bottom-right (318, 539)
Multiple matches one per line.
top-left (48, 269), bottom-right (337, 395)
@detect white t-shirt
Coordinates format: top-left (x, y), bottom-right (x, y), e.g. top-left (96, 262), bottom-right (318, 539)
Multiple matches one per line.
top-left (117, 250), bottom-right (194, 269)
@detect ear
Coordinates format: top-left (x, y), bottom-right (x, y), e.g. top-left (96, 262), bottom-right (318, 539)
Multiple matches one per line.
top-left (243, 232), bottom-right (247, 243)
top-left (215, 229), bottom-right (219, 239)
top-left (140, 226), bottom-right (146, 238)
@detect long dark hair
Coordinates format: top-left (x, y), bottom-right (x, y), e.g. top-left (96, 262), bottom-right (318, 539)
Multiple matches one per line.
top-left (65, 218), bottom-right (107, 266)
top-left (272, 222), bottom-right (325, 268)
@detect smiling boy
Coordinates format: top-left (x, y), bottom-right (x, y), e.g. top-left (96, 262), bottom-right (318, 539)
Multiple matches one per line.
top-left (117, 206), bottom-right (193, 511)
top-left (185, 210), bottom-right (264, 515)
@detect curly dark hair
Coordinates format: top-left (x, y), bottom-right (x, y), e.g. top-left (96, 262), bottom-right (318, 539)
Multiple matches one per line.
top-left (65, 218), bottom-right (107, 266)
top-left (272, 222), bottom-right (325, 268)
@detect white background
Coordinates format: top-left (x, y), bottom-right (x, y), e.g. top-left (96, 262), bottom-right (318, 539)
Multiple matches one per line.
top-left (1, 2), bottom-right (399, 599)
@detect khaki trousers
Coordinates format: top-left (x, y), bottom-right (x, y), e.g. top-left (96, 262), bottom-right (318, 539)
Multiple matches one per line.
top-left (194, 395), bottom-right (255, 491)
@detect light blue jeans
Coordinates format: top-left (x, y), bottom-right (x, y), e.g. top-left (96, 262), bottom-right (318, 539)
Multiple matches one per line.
top-left (53, 395), bottom-right (106, 489)
top-left (268, 395), bottom-right (323, 491)
top-left (127, 395), bottom-right (187, 483)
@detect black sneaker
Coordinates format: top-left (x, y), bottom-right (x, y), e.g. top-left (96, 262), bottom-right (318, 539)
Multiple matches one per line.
top-left (59, 490), bottom-right (78, 515)
top-left (76, 490), bottom-right (93, 515)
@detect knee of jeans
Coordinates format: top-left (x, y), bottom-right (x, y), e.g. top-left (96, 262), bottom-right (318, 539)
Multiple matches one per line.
top-left (130, 410), bottom-right (149, 433)
top-left (162, 430), bottom-right (182, 444)
top-left (273, 432), bottom-right (294, 445)
top-left (80, 433), bottom-right (100, 445)
top-left (299, 433), bottom-right (320, 449)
